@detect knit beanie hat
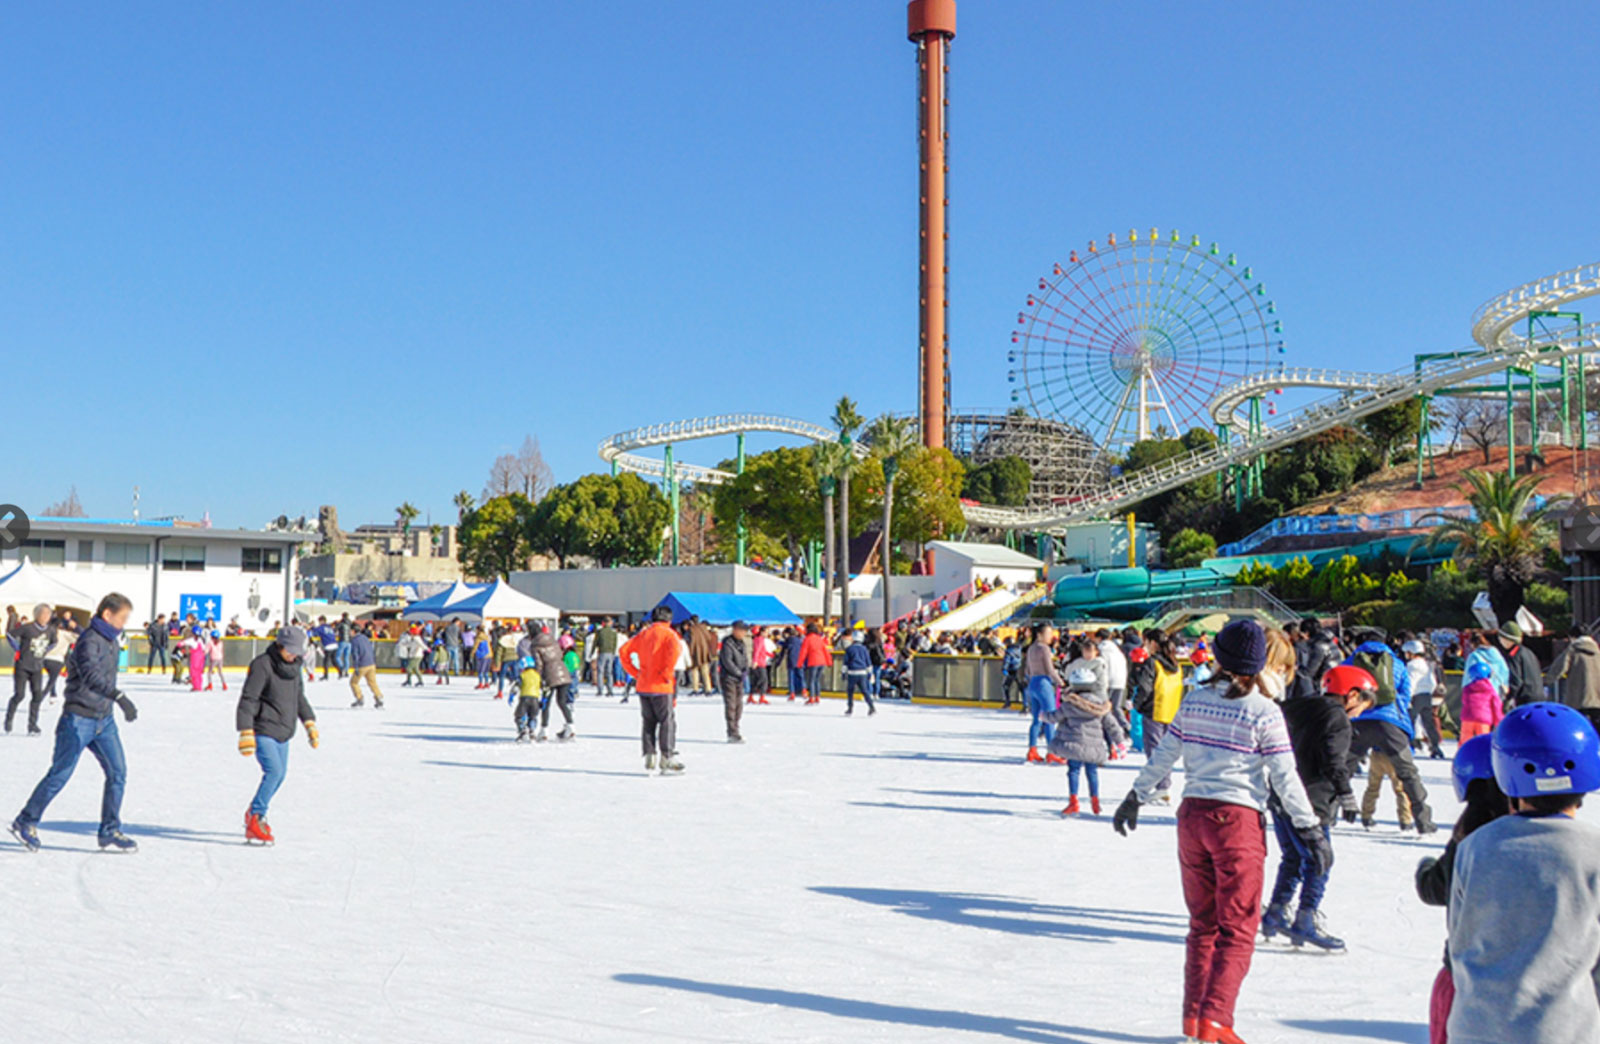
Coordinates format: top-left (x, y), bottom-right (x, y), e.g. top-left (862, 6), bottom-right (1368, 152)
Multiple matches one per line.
top-left (1213, 619), bottom-right (1268, 676)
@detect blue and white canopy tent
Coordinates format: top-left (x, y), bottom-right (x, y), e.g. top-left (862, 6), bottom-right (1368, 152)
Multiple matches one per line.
top-left (400, 581), bottom-right (487, 621)
top-left (654, 592), bottom-right (801, 627)
top-left (439, 579), bottom-right (560, 623)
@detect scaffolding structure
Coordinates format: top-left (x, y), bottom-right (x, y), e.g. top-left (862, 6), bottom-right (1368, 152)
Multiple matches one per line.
top-left (948, 410), bottom-right (1109, 507)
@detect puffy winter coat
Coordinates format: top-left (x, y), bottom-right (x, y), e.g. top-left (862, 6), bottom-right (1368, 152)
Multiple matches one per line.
top-left (1503, 641), bottom-right (1544, 708)
top-left (1279, 694), bottom-right (1354, 824)
top-left (1043, 688), bottom-right (1124, 764)
top-left (63, 619), bottom-right (122, 720)
top-left (1349, 641), bottom-right (1413, 736)
top-left (533, 630), bottom-right (573, 688)
top-left (236, 646), bottom-right (316, 742)
top-left (1548, 635), bottom-right (1600, 711)
top-left (799, 633), bottom-right (832, 668)
top-left (1459, 678), bottom-right (1504, 727)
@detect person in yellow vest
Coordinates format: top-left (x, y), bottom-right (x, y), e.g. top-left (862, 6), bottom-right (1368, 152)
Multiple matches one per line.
top-left (1130, 628), bottom-right (1184, 805)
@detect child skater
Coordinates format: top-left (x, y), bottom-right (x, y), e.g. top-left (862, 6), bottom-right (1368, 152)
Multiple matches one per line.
top-left (206, 630), bottom-right (227, 692)
top-left (1456, 659), bottom-right (1503, 742)
top-left (514, 654), bottom-right (542, 743)
top-left (1414, 735), bottom-right (1509, 1044)
top-left (187, 625), bottom-right (207, 692)
top-left (1043, 646), bottom-right (1119, 816)
top-left (431, 635), bottom-right (451, 685)
top-left (1446, 702), bottom-right (1600, 1042)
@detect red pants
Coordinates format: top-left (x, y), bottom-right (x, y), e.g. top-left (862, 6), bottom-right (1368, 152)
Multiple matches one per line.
top-left (1177, 798), bottom-right (1266, 1027)
top-left (1459, 720), bottom-right (1492, 743)
top-left (1429, 964), bottom-right (1452, 1044)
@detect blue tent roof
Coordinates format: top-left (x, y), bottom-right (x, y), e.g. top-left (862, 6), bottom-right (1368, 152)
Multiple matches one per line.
top-left (655, 592), bottom-right (801, 627)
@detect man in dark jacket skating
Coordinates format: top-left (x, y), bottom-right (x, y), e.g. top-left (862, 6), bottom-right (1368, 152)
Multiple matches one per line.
top-left (10, 593), bottom-right (140, 853)
top-left (532, 625), bottom-right (574, 742)
top-left (718, 620), bottom-right (750, 743)
top-left (237, 625), bottom-right (318, 845)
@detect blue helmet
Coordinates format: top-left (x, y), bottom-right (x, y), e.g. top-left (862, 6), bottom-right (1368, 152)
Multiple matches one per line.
top-left (1453, 734), bottom-right (1496, 801)
top-left (1464, 660), bottom-right (1494, 684)
top-left (1491, 702), bottom-right (1600, 799)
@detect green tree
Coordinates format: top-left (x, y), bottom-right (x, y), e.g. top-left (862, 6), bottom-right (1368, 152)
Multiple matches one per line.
top-left (711, 447), bottom-right (824, 580)
top-left (961, 456), bottom-right (1032, 506)
top-left (453, 490), bottom-right (476, 524)
top-left (1360, 400), bottom-right (1423, 469)
top-left (832, 397), bottom-right (865, 625)
top-left (1423, 470), bottom-right (1562, 624)
top-left (457, 493), bottom-right (533, 579)
top-left (1167, 528), bottom-right (1217, 568)
top-left (813, 440), bottom-right (851, 630)
top-left (395, 502), bottom-right (420, 536)
top-left (889, 447), bottom-right (966, 544)
top-left (526, 473), bottom-right (671, 569)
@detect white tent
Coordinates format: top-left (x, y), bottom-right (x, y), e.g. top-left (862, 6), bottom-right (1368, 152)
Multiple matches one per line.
top-left (400, 581), bottom-right (487, 621)
top-left (440, 579), bottom-right (560, 623)
top-left (0, 558), bottom-right (96, 614)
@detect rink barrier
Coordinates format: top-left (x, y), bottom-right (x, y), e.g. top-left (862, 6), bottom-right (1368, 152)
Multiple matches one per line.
top-left (121, 635), bottom-right (410, 672)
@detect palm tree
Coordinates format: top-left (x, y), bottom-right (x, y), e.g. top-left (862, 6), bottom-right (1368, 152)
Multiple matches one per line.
top-left (1422, 469), bottom-right (1562, 624)
top-left (396, 502), bottom-right (420, 536)
top-left (813, 440), bottom-right (851, 632)
top-left (865, 414), bottom-right (920, 628)
top-left (453, 490), bottom-right (476, 524)
top-left (832, 396), bottom-right (865, 627)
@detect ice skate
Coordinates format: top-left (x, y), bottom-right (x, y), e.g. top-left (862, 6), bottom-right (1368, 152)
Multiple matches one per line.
top-left (1060, 796), bottom-right (1080, 817)
top-left (205, 683), bottom-right (213, 691)
top-left (1289, 908), bottom-right (1345, 952)
top-left (245, 812), bottom-right (274, 846)
top-left (1025, 747), bottom-right (1044, 764)
top-left (1197, 1021), bottom-right (1248, 1044)
top-left (758, 696), bottom-right (769, 705)
top-left (99, 830), bottom-right (139, 853)
top-left (1090, 795), bottom-right (1101, 815)
top-left (1259, 901), bottom-right (1291, 939)
top-left (1183, 1017), bottom-right (1200, 1042)
top-left (660, 755), bottom-right (685, 775)
top-left (728, 735), bottom-right (744, 744)
top-left (1045, 753), bottom-right (1066, 765)
top-left (644, 754), bottom-right (657, 772)
top-left (374, 698), bottom-right (384, 710)
top-left (556, 726), bottom-right (575, 742)
top-left (350, 698), bottom-right (364, 708)
top-left (1413, 808), bottom-right (1437, 835)
top-left (10, 818), bottom-right (40, 853)
top-left (535, 727), bottom-right (548, 743)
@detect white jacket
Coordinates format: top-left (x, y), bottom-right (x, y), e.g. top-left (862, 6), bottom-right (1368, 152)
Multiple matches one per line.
top-left (1099, 639), bottom-right (1128, 689)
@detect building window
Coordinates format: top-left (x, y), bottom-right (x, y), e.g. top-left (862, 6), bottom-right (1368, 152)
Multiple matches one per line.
top-left (162, 544), bottom-right (206, 572)
top-left (76, 540), bottom-right (94, 568)
top-left (19, 539), bottom-right (65, 567)
top-left (105, 542), bottom-right (151, 568)
top-left (241, 547), bottom-right (283, 574)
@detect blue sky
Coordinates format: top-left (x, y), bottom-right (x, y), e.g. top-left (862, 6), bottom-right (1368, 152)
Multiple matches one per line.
top-left (4, 2), bottom-right (1596, 528)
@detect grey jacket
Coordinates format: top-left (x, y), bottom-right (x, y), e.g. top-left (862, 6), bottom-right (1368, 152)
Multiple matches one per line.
top-left (1548, 636), bottom-right (1600, 711)
top-left (533, 631), bottom-right (572, 688)
top-left (1042, 657), bottom-right (1121, 763)
top-left (1448, 814), bottom-right (1600, 1043)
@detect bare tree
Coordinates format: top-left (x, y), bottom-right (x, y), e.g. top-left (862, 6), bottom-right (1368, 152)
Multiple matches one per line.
top-left (1447, 398), bottom-right (1506, 465)
top-left (43, 486), bottom-right (85, 518)
top-left (482, 436), bottom-right (555, 503)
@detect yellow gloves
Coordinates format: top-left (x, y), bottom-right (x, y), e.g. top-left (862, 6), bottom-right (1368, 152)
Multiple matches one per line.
top-left (238, 730), bottom-right (256, 756)
top-left (306, 722), bottom-right (320, 749)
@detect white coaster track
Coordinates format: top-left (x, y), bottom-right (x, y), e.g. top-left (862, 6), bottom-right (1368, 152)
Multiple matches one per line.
top-left (965, 262), bottom-right (1600, 533)
top-left (598, 414), bottom-right (858, 485)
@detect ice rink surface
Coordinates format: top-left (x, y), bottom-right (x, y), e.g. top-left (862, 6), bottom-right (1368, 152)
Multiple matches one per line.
top-left (2, 672), bottom-right (1548, 1043)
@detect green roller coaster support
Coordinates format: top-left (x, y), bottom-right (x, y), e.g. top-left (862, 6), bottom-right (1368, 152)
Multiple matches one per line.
top-left (1505, 366), bottom-right (1517, 479)
top-left (1247, 397), bottom-right (1265, 499)
top-left (1415, 393), bottom-right (1432, 488)
top-left (664, 443), bottom-right (680, 566)
top-left (1530, 311), bottom-right (1586, 451)
top-left (735, 432), bottom-right (747, 566)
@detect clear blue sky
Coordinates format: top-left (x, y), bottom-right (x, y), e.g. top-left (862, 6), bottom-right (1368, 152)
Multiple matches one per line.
top-left (4, 2), bottom-right (1596, 528)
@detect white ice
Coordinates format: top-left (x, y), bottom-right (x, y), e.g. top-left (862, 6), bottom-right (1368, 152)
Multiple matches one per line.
top-left (0, 672), bottom-right (1535, 1043)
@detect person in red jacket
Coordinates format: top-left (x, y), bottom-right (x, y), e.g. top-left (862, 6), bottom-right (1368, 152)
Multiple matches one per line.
top-left (798, 623), bottom-right (831, 706)
top-left (620, 606), bottom-right (686, 774)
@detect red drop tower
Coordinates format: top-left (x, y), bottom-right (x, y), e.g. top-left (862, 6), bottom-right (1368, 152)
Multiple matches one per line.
top-left (908, 0), bottom-right (955, 452)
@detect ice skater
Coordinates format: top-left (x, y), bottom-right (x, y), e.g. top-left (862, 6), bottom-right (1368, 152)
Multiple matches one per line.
top-left (205, 630), bottom-right (228, 691)
top-left (619, 606), bottom-right (685, 774)
top-left (532, 624), bottom-right (574, 742)
top-left (1112, 619), bottom-right (1328, 1044)
top-left (348, 624), bottom-right (384, 709)
top-left (10, 593), bottom-right (140, 853)
top-left (513, 653), bottom-right (543, 742)
top-left (235, 625), bottom-right (319, 845)
top-left (1023, 622), bottom-right (1065, 765)
top-left (719, 620), bottom-right (750, 742)
top-left (6, 602), bottom-right (53, 735)
top-left (1041, 660), bottom-right (1119, 816)
top-left (842, 628), bottom-right (876, 717)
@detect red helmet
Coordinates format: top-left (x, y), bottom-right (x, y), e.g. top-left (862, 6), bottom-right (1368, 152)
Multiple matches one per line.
top-left (1321, 664), bottom-right (1377, 698)
top-left (1129, 647), bottom-right (1149, 664)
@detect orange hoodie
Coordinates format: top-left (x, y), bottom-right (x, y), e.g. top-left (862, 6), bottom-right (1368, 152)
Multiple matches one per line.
top-left (619, 622), bottom-right (683, 695)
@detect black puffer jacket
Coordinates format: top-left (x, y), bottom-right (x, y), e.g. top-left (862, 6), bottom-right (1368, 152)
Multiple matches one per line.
top-left (63, 620), bottom-right (122, 720)
top-left (236, 646), bottom-right (316, 742)
top-left (532, 630), bottom-right (572, 689)
top-left (1279, 695), bottom-right (1354, 823)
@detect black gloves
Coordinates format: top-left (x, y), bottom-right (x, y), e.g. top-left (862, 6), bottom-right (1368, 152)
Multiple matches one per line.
top-left (1112, 790), bottom-right (1142, 836)
top-left (1298, 824), bottom-right (1334, 876)
top-left (1339, 793), bottom-right (1359, 823)
top-left (115, 694), bottom-right (138, 723)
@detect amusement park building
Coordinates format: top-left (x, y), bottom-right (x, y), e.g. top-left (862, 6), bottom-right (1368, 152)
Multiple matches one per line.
top-left (508, 564), bottom-right (823, 621)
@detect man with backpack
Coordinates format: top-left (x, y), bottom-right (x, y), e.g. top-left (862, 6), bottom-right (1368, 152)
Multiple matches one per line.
top-left (1343, 629), bottom-right (1436, 835)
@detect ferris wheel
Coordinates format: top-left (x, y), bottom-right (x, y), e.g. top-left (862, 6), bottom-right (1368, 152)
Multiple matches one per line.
top-left (1008, 229), bottom-right (1285, 452)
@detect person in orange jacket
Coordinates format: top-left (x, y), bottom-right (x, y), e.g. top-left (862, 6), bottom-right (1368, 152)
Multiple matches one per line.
top-left (798, 622), bottom-right (831, 706)
top-left (620, 606), bottom-right (686, 775)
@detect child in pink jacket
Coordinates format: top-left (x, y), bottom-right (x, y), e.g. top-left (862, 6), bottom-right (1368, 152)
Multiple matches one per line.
top-left (187, 626), bottom-right (207, 692)
top-left (205, 630), bottom-right (227, 692)
top-left (1457, 661), bottom-right (1503, 742)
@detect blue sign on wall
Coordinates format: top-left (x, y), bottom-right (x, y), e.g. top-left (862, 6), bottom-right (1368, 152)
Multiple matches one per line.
top-left (179, 594), bottom-right (223, 621)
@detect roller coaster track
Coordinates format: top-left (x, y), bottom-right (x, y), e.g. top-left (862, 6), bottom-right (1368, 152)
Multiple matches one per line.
top-left (598, 413), bottom-right (857, 485)
top-left (967, 262), bottom-right (1600, 533)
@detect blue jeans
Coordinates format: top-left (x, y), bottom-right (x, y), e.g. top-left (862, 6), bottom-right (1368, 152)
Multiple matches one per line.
top-left (788, 666), bottom-right (805, 696)
top-left (1270, 809), bottom-right (1330, 913)
top-left (251, 736), bottom-right (289, 817)
top-left (595, 653), bottom-right (617, 696)
top-left (805, 666), bottom-right (825, 700)
top-left (447, 645), bottom-right (461, 674)
top-left (1067, 760), bottom-right (1100, 798)
top-left (335, 641), bottom-right (352, 672)
top-left (20, 712), bottom-right (126, 839)
top-left (498, 662), bottom-right (518, 696)
top-left (1026, 676), bottom-right (1058, 748)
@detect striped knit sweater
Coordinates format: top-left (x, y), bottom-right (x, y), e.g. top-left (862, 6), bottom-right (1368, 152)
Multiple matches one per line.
top-left (1132, 679), bottom-right (1319, 828)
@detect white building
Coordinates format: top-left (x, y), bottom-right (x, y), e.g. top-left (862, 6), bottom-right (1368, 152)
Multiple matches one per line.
top-left (925, 540), bottom-right (1043, 593)
top-left (0, 519), bottom-right (309, 630)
